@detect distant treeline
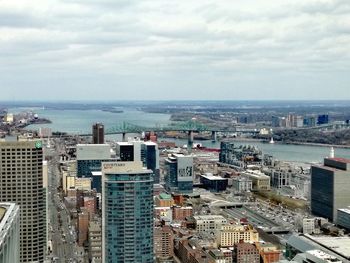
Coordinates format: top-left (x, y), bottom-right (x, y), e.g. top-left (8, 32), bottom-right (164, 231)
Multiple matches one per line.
top-left (270, 129), bottom-right (350, 145)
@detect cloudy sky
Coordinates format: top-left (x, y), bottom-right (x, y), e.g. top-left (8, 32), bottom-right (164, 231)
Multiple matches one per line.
top-left (0, 0), bottom-right (349, 100)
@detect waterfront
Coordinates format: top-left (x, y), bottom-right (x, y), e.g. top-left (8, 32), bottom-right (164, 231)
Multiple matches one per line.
top-left (9, 107), bottom-right (350, 163)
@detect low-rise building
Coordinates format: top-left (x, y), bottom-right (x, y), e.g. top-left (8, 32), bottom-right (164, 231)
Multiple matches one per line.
top-left (193, 215), bottom-right (227, 234)
top-left (155, 193), bottom-right (175, 207)
top-left (200, 173), bottom-right (228, 193)
top-left (172, 206), bottom-right (193, 221)
top-left (302, 217), bottom-right (328, 234)
top-left (235, 243), bottom-right (259, 263)
top-left (232, 177), bottom-right (253, 193)
top-left (256, 242), bottom-right (281, 263)
top-left (241, 170), bottom-right (270, 191)
top-left (218, 224), bottom-right (259, 247)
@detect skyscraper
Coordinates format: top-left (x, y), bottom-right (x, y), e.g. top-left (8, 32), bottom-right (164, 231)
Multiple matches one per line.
top-left (0, 140), bottom-right (46, 263)
top-left (164, 153), bottom-right (193, 194)
top-left (92, 123), bottom-right (104, 144)
top-left (311, 157), bottom-right (350, 222)
top-left (102, 161), bottom-right (154, 263)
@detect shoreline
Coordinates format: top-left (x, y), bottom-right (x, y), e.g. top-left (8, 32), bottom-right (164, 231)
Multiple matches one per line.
top-left (159, 135), bottom-right (350, 149)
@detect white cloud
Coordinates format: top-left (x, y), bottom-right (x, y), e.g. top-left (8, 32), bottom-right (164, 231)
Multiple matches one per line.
top-left (0, 0), bottom-right (349, 100)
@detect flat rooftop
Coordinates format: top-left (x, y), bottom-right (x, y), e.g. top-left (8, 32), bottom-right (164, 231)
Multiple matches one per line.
top-left (200, 174), bottom-right (227, 180)
top-left (193, 215), bottom-right (226, 221)
top-left (306, 234), bottom-right (350, 259)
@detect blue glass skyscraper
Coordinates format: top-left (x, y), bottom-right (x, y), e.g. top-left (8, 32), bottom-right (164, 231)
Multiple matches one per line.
top-left (102, 161), bottom-right (154, 263)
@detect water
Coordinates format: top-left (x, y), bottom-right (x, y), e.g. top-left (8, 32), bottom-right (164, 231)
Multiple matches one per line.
top-left (10, 107), bottom-right (350, 163)
top-left (10, 107), bottom-right (172, 134)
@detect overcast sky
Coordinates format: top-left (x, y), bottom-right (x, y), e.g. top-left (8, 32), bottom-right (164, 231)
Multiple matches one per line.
top-left (0, 0), bottom-right (349, 101)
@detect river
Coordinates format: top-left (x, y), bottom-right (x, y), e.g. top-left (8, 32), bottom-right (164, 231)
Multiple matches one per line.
top-left (9, 107), bottom-right (350, 163)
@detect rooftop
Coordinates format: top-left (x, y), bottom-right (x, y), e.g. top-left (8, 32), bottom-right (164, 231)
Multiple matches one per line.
top-left (193, 215), bottom-right (226, 221)
top-left (200, 174), bottom-right (227, 181)
top-left (159, 193), bottom-right (172, 200)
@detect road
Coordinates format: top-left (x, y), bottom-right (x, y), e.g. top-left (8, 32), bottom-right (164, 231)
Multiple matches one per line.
top-left (46, 139), bottom-right (83, 263)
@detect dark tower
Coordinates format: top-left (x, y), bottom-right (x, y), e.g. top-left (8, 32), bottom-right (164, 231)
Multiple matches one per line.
top-left (92, 123), bottom-right (104, 144)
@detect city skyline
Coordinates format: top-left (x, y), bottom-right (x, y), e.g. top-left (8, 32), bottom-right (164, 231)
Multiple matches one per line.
top-left (0, 0), bottom-right (349, 100)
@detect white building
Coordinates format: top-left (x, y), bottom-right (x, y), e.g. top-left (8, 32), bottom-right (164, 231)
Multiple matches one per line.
top-left (0, 203), bottom-right (20, 263)
top-left (232, 177), bottom-right (253, 193)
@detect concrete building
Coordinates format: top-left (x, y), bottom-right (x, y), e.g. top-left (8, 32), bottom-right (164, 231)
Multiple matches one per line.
top-left (200, 173), bottom-right (228, 193)
top-left (154, 226), bottom-right (174, 261)
top-left (311, 157), bottom-right (350, 222)
top-left (165, 153), bottom-right (193, 194)
top-left (193, 215), bottom-right (227, 233)
top-left (269, 169), bottom-right (292, 189)
top-left (232, 177), bottom-right (253, 193)
top-left (242, 170), bottom-right (270, 191)
top-left (88, 220), bottom-right (102, 263)
top-left (0, 140), bottom-right (46, 263)
top-left (302, 218), bottom-right (328, 235)
top-left (218, 224), bottom-right (259, 247)
top-left (93, 123), bottom-right (104, 144)
top-left (337, 207), bottom-right (350, 231)
top-left (0, 203), bottom-right (20, 263)
top-left (75, 177), bottom-right (92, 191)
top-left (102, 161), bottom-right (154, 263)
top-left (235, 243), bottom-right (259, 263)
top-left (76, 144), bottom-right (113, 178)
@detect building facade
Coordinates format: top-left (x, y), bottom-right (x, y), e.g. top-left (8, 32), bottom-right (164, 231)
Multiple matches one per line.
top-left (218, 224), bottom-right (259, 247)
top-left (0, 203), bottom-right (20, 263)
top-left (102, 161), bottom-right (154, 263)
top-left (311, 158), bottom-right (350, 222)
top-left (0, 140), bottom-right (46, 263)
top-left (164, 153), bottom-right (193, 194)
top-left (93, 123), bottom-right (105, 144)
top-left (154, 226), bottom-right (174, 261)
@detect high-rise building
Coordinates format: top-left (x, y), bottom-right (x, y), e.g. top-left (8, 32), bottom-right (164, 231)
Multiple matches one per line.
top-left (116, 139), bottom-right (160, 183)
top-left (0, 140), bottom-right (46, 263)
top-left (142, 141), bottom-right (160, 183)
top-left (0, 203), bottom-right (20, 263)
top-left (93, 123), bottom-right (104, 144)
top-left (102, 161), bottom-right (154, 263)
top-left (311, 157), bottom-right (350, 222)
top-left (164, 153), bottom-right (193, 194)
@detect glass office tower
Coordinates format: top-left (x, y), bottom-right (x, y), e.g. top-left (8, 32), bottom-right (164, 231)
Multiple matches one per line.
top-left (102, 161), bottom-right (154, 263)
